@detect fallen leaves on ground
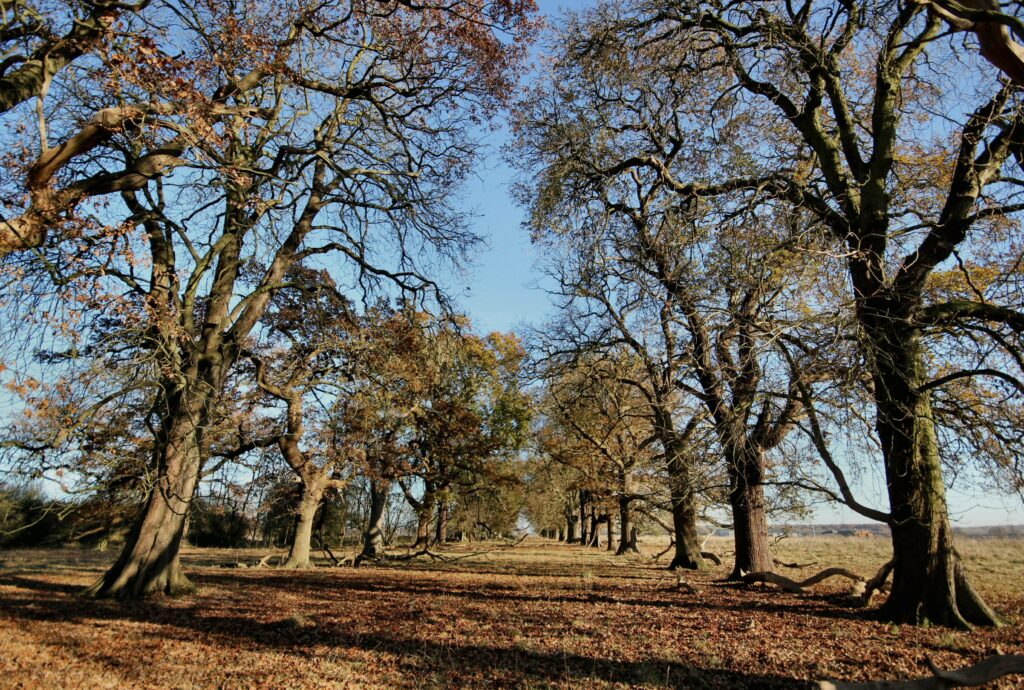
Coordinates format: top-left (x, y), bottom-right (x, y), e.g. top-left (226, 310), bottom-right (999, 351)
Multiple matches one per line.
top-left (0, 538), bottom-right (1022, 689)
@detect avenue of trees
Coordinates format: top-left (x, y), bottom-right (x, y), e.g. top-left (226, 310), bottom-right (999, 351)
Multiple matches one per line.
top-left (2, 0), bottom-right (1024, 642)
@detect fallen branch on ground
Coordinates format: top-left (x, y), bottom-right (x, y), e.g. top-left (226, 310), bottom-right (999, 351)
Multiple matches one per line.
top-left (818, 653), bottom-right (1024, 689)
top-left (743, 568), bottom-right (865, 594)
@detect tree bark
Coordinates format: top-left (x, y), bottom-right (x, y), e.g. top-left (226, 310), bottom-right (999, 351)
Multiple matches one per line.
top-left (578, 493), bottom-right (589, 546)
top-left (83, 400), bottom-right (201, 598)
top-left (281, 477), bottom-right (325, 569)
top-left (726, 444), bottom-right (772, 580)
top-left (668, 486), bottom-right (704, 570)
top-left (361, 480), bottom-right (389, 559)
top-left (434, 501), bottom-right (448, 545)
top-left (606, 515), bottom-right (614, 551)
top-left (865, 314), bottom-right (1001, 627)
top-left (566, 514), bottom-right (577, 543)
top-left (616, 495), bottom-right (639, 555)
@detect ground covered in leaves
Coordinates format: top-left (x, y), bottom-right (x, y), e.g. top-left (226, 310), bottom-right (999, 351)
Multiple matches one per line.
top-left (1, 536), bottom-right (1022, 689)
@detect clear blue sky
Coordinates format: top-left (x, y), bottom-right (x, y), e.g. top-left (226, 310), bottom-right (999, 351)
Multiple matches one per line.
top-left (452, 0), bottom-right (1024, 527)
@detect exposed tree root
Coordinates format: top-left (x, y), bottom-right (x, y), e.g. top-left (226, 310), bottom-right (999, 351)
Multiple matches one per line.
top-left (857, 558), bottom-right (894, 607)
top-left (743, 567), bottom-right (866, 594)
top-left (818, 653), bottom-right (1024, 689)
top-left (774, 558), bottom-right (818, 569)
top-left (652, 540), bottom-right (675, 562)
top-left (701, 551), bottom-right (722, 565)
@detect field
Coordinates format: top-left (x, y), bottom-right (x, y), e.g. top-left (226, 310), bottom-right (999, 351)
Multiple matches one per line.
top-left (1, 536), bottom-right (1023, 689)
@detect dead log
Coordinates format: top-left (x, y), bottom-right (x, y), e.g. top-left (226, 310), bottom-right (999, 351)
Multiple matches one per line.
top-left (819, 653), bottom-right (1024, 689)
top-left (743, 567), bottom-right (866, 593)
top-left (255, 553), bottom-right (277, 568)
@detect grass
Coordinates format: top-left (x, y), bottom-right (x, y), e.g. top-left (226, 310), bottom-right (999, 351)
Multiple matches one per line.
top-left (0, 536), bottom-right (1022, 688)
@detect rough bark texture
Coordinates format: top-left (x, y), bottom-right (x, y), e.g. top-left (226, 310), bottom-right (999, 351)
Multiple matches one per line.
top-left (281, 478), bottom-right (325, 569)
top-left (668, 488), bottom-right (704, 570)
top-left (866, 313), bottom-right (1001, 627)
top-left (726, 445), bottom-right (772, 580)
top-left (361, 480), bottom-right (389, 559)
top-left (83, 402), bottom-right (200, 598)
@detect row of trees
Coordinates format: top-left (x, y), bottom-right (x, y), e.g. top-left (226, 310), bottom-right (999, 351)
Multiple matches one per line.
top-left (0, 0), bottom-right (539, 597)
top-left (1, 0), bottom-right (1023, 636)
top-left (509, 0), bottom-right (1024, 629)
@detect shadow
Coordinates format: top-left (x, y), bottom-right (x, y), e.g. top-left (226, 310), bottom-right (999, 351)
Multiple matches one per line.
top-left (0, 575), bottom-right (82, 595)
top-left (0, 587), bottom-right (814, 689)
top-left (181, 568), bottom-right (868, 623)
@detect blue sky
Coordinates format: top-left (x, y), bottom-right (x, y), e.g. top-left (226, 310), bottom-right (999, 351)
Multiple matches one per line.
top-left (450, 0), bottom-right (1024, 527)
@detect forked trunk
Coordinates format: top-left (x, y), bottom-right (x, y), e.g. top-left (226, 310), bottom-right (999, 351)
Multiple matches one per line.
top-left (84, 408), bottom-right (200, 598)
top-left (361, 480), bottom-right (389, 559)
top-left (867, 320), bottom-right (1001, 627)
top-left (281, 477), bottom-right (325, 569)
top-left (726, 444), bottom-right (771, 580)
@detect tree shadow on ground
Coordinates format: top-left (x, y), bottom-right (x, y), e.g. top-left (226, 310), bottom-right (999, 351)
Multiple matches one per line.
top-left (0, 575), bottom-right (816, 689)
top-left (187, 568), bottom-right (870, 623)
top-left (0, 569), bottom-right (827, 687)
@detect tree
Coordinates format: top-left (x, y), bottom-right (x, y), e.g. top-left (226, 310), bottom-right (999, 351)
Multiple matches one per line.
top-left (569, 0), bottom-right (1024, 625)
top-left (514, 28), bottom-right (831, 575)
top-left (1, 0), bottom-right (536, 598)
top-left (245, 266), bottom-right (356, 568)
top-left (540, 355), bottom-right (661, 556)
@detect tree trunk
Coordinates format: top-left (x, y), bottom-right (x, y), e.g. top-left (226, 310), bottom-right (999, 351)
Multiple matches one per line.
top-left (409, 482), bottom-right (434, 548)
top-left (361, 480), bottom-right (389, 559)
top-left (281, 477), bottom-right (325, 569)
top-left (557, 527), bottom-right (565, 542)
top-left (434, 501), bottom-right (448, 545)
top-left (616, 495), bottom-right (639, 555)
top-left (669, 487), bottom-right (704, 569)
top-left (726, 444), bottom-right (772, 580)
top-left (566, 515), bottom-right (577, 543)
top-left (606, 515), bottom-right (614, 551)
top-left (588, 509), bottom-right (601, 548)
top-left (866, 317), bottom-right (1001, 627)
top-left (578, 494), bottom-right (589, 546)
top-left (665, 440), bottom-right (704, 569)
top-left (83, 406), bottom-right (200, 598)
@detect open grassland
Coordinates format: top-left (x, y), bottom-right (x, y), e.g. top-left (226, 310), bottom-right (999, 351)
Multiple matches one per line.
top-left (1, 536), bottom-right (1022, 689)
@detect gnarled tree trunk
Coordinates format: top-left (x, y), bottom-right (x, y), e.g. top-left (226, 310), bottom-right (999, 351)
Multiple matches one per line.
top-left (84, 397), bottom-right (201, 598)
top-left (866, 314), bottom-right (1000, 627)
top-left (361, 480), bottom-right (390, 559)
